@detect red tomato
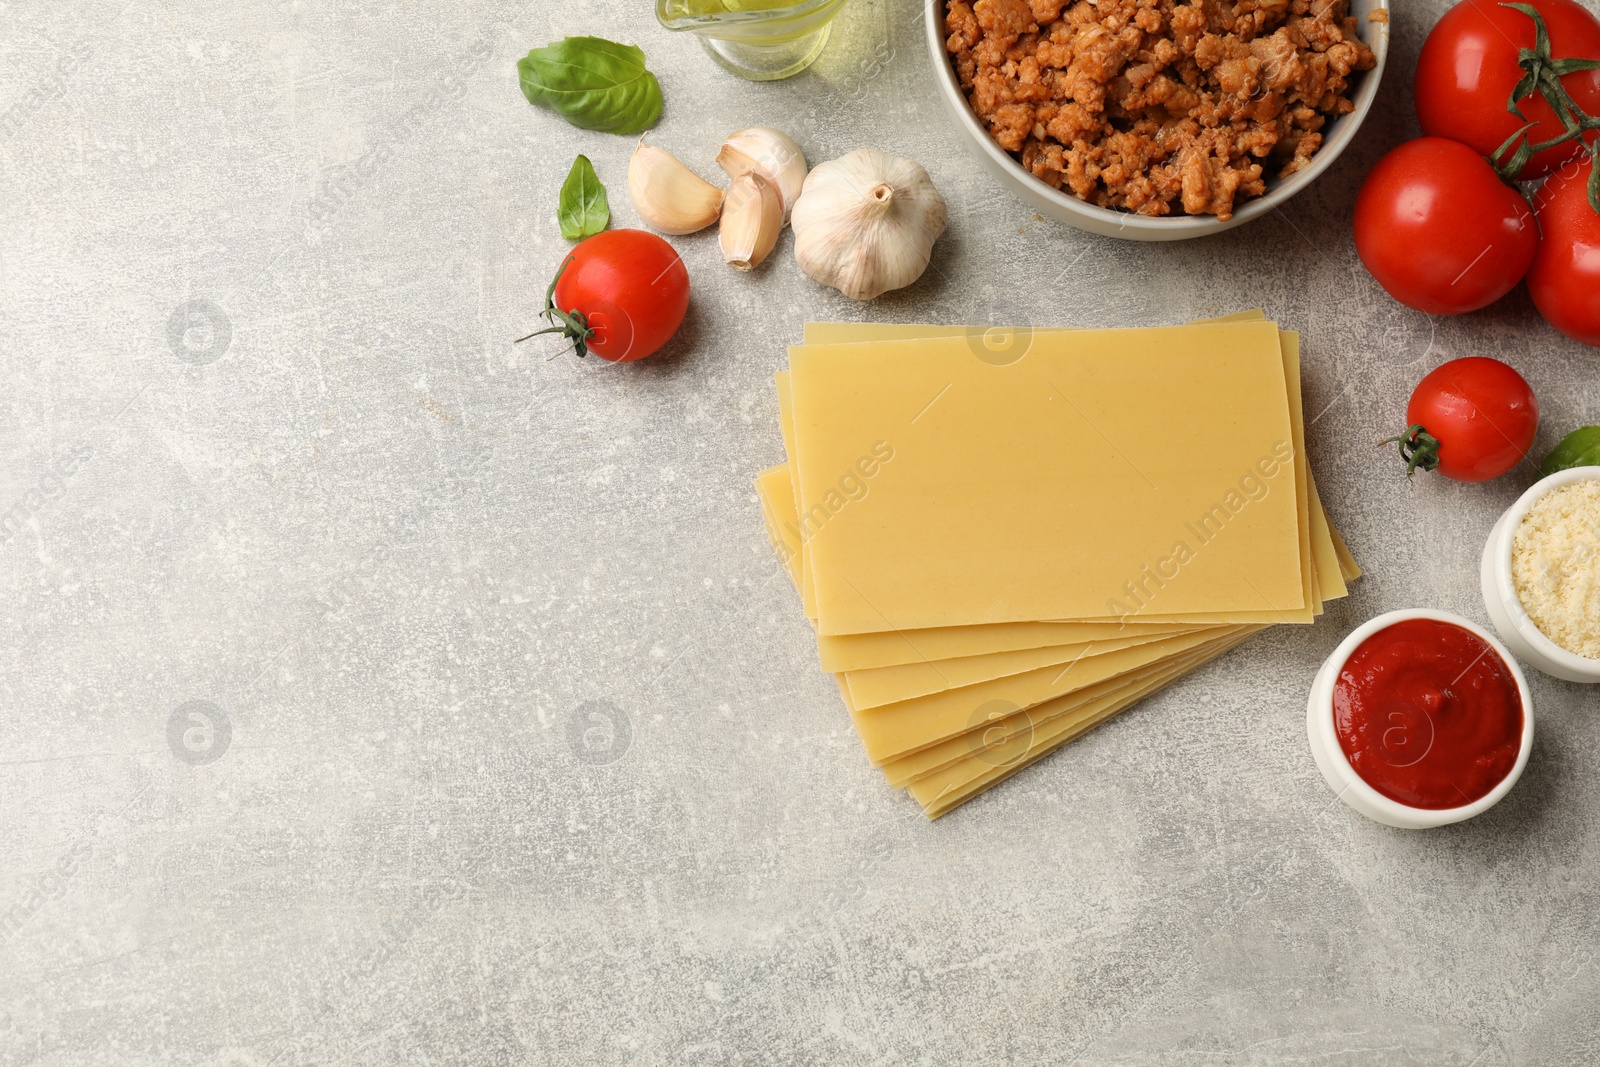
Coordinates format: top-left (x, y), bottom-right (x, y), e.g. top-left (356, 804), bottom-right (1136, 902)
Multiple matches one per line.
top-left (1354, 138), bottom-right (1539, 315)
top-left (520, 229), bottom-right (689, 362)
top-left (1389, 357), bottom-right (1540, 482)
top-left (1415, 0), bottom-right (1600, 181)
top-left (1528, 157), bottom-right (1600, 346)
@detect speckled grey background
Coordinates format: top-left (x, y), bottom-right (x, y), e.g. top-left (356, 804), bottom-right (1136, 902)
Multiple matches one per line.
top-left (3, 0), bottom-right (1599, 1063)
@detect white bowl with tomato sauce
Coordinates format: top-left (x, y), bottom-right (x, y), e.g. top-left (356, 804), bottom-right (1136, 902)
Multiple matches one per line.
top-left (924, 0), bottom-right (1392, 241)
top-left (1480, 466), bottom-right (1600, 684)
top-left (1305, 609), bottom-right (1533, 829)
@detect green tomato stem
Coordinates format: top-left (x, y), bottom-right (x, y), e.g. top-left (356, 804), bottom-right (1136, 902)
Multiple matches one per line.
top-left (1493, 3), bottom-right (1600, 200)
top-left (1380, 424), bottom-right (1443, 478)
top-left (514, 254), bottom-right (596, 358)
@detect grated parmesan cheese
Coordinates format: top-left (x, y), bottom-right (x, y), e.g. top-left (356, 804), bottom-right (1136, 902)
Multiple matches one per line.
top-left (1511, 479), bottom-right (1600, 661)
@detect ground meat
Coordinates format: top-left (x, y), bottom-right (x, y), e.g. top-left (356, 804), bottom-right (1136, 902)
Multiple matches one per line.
top-left (946, 0), bottom-right (1376, 219)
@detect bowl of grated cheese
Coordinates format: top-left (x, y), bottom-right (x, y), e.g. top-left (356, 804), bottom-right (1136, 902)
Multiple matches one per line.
top-left (1481, 466), bottom-right (1600, 684)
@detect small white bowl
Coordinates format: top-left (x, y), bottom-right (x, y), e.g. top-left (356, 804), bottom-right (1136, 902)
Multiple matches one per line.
top-left (1305, 609), bottom-right (1534, 829)
top-left (1480, 466), bottom-right (1600, 684)
top-left (924, 0), bottom-right (1391, 241)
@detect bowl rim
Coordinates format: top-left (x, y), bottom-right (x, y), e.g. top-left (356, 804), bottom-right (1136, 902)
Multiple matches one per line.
top-left (1309, 608), bottom-right (1534, 827)
top-left (1488, 465), bottom-right (1600, 679)
top-left (657, 0), bottom-right (844, 30)
top-left (922, 0), bottom-right (1392, 235)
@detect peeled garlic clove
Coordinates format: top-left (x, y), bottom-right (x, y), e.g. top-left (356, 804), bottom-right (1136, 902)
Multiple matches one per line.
top-left (716, 127), bottom-right (807, 224)
top-left (719, 171), bottom-right (783, 271)
top-left (791, 148), bottom-right (948, 301)
top-left (629, 143), bottom-right (724, 235)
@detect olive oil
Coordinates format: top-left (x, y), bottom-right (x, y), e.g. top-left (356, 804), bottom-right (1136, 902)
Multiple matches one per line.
top-left (668, 0), bottom-right (802, 12)
top-left (657, 0), bottom-right (849, 78)
top-left (658, 0), bottom-right (849, 47)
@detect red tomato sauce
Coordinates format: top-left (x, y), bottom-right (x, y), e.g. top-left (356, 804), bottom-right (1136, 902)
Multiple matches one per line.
top-left (1333, 618), bottom-right (1523, 809)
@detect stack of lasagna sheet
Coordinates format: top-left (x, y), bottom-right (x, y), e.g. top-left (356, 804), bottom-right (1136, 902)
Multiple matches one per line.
top-left (755, 313), bottom-right (1360, 818)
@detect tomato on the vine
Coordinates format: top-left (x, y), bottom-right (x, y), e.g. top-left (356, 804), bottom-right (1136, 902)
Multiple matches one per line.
top-left (1385, 357), bottom-right (1540, 482)
top-left (1354, 138), bottom-right (1539, 315)
top-left (1528, 156), bottom-right (1600, 347)
top-left (519, 229), bottom-right (689, 363)
top-left (1415, 0), bottom-right (1600, 181)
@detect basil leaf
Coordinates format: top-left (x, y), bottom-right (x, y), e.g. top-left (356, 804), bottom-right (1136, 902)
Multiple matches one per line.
top-left (517, 36), bottom-right (662, 135)
top-left (1540, 426), bottom-right (1600, 477)
top-left (558, 155), bottom-right (609, 240)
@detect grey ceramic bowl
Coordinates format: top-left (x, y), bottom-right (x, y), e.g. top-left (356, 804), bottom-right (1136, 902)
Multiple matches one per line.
top-left (925, 0), bottom-right (1391, 241)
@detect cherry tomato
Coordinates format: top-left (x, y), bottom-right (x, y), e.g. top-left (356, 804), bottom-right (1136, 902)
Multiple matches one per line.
top-left (1528, 157), bottom-right (1600, 346)
top-left (520, 229), bottom-right (689, 362)
top-left (1415, 0), bottom-right (1600, 181)
top-left (1354, 138), bottom-right (1539, 315)
top-left (1387, 357), bottom-right (1539, 482)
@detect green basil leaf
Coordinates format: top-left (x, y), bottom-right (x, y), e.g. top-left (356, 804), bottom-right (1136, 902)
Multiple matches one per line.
top-left (1540, 426), bottom-right (1600, 477)
top-left (517, 36), bottom-right (662, 135)
top-left (558, 155), bottom-right (609, 240)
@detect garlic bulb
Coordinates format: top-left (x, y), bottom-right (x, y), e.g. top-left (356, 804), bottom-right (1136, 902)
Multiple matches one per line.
top-left (790, 149), bottom-right (947, 301)
top-left (720, 172), bottom-right (783, 271)
top-left (628, 143), bottom-right (724, 235)
top-left (716, 127), bottom-right (807, 223)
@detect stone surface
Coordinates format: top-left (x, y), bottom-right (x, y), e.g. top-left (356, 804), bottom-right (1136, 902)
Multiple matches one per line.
top-left (3, 1), bottom-right (1599, 1064)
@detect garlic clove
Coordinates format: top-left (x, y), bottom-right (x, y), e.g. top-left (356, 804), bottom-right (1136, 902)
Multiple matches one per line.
top-left (628, 143), bottom-right (724, 235)
top-left (716, 127), bottom-right (807, 224)
top-left (790, 148), bottom-right (948, 301)
top-left (719, 171), bottom-right (783, 271)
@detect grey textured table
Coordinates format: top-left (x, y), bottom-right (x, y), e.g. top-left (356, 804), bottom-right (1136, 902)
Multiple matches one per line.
top-left (3, 1), bottom-right (1599, 1064)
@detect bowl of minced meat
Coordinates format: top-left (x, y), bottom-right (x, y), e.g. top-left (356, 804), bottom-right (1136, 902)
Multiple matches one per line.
top-left (928, 0), bottom-right (1388, 240)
